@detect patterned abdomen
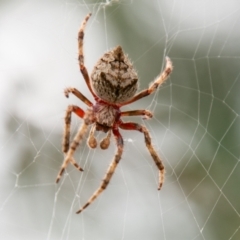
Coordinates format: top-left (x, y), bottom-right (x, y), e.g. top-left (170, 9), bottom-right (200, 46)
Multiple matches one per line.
top-left (91, 46), bottom-right (138, 104)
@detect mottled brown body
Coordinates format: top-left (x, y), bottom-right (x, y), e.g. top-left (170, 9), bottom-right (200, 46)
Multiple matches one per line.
top-left (56, 13), bottom-right (173, 214)
top-left (93, 102), bottom-right (120, 128)
top-left (91, 46), bottom-right (138, 104)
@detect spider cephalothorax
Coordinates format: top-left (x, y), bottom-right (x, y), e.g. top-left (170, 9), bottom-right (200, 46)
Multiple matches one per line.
top-left (93, 101), bottom-right (120, 129)
top-left (56, 13), bottom-right (173, 214)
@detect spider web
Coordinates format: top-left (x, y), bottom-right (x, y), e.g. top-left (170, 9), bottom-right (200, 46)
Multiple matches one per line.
top-left (1, 0), bottom-right (240, 239)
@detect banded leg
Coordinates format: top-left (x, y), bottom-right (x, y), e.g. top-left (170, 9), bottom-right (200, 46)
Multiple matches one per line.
top-left (78, 13), bottom-right (97, 98)
top-left (57, 105), bottom-right (87, 183)
top-left (121, 57), bottom-right (173, 106)
top-left (62, 105), bottom-right (85, 153)
top-left (121, 110), bottom-right (153, 119)
top-left (56, 121), bottom-right (89, 183)
top-left (64, 87), bottom-right (93, 107)
top-left (120, 122), bottom-right (165, 190)
top-left (76, 127), bottom-right (123, 214)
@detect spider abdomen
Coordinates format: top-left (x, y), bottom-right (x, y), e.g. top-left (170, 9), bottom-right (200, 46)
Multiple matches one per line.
top-left (91, 46), bottom-right (138, 104)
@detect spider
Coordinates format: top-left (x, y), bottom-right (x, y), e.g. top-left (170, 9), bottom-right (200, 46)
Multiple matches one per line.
top-left (56, 13), bottom-right (173, 214)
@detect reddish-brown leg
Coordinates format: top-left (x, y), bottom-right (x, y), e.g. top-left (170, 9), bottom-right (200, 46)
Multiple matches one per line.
top-left (119, 122), bottom-right (165, 190)
top-left (56, 108), bottom-right (96, 184)
top-left (121, 110), bottom-right (153, 119)
top-left (76, 126), bottom-right (124, 214)
top-left (64, 87), bottom-right (93, 107)
top-left (62, 105), bottom-right (85, 154)
top-left (56, 121), bottom-right (88, 184)
top-left (121, 57), bottom-right (173, 106)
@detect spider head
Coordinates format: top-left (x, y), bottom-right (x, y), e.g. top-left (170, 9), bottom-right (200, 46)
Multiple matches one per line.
top-left (91, 46), bottom-right (138, 104)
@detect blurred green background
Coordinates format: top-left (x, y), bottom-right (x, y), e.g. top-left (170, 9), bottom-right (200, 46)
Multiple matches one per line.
top-left (0, 0), bottom-right (240, 239)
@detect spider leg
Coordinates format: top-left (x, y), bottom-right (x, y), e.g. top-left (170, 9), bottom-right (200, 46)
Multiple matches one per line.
top-left (76, 127), bottom-right (123, 214)
top-left (78, 13), bottom-right (97, 98)
top-left (62, 105), bottom-right (85, 153)
top-left (56, 121), bottom-right (89, 183)
top-left (121, 110), bottom-right (153, 119)
top-left (57, 107), bottom-right (95, 183)
top-left (120, 122), bottom-right (164, 190)
top-left (64, 87), bottom-right (93, 107)
top-left (121, 57), bottom-right (173, 106)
